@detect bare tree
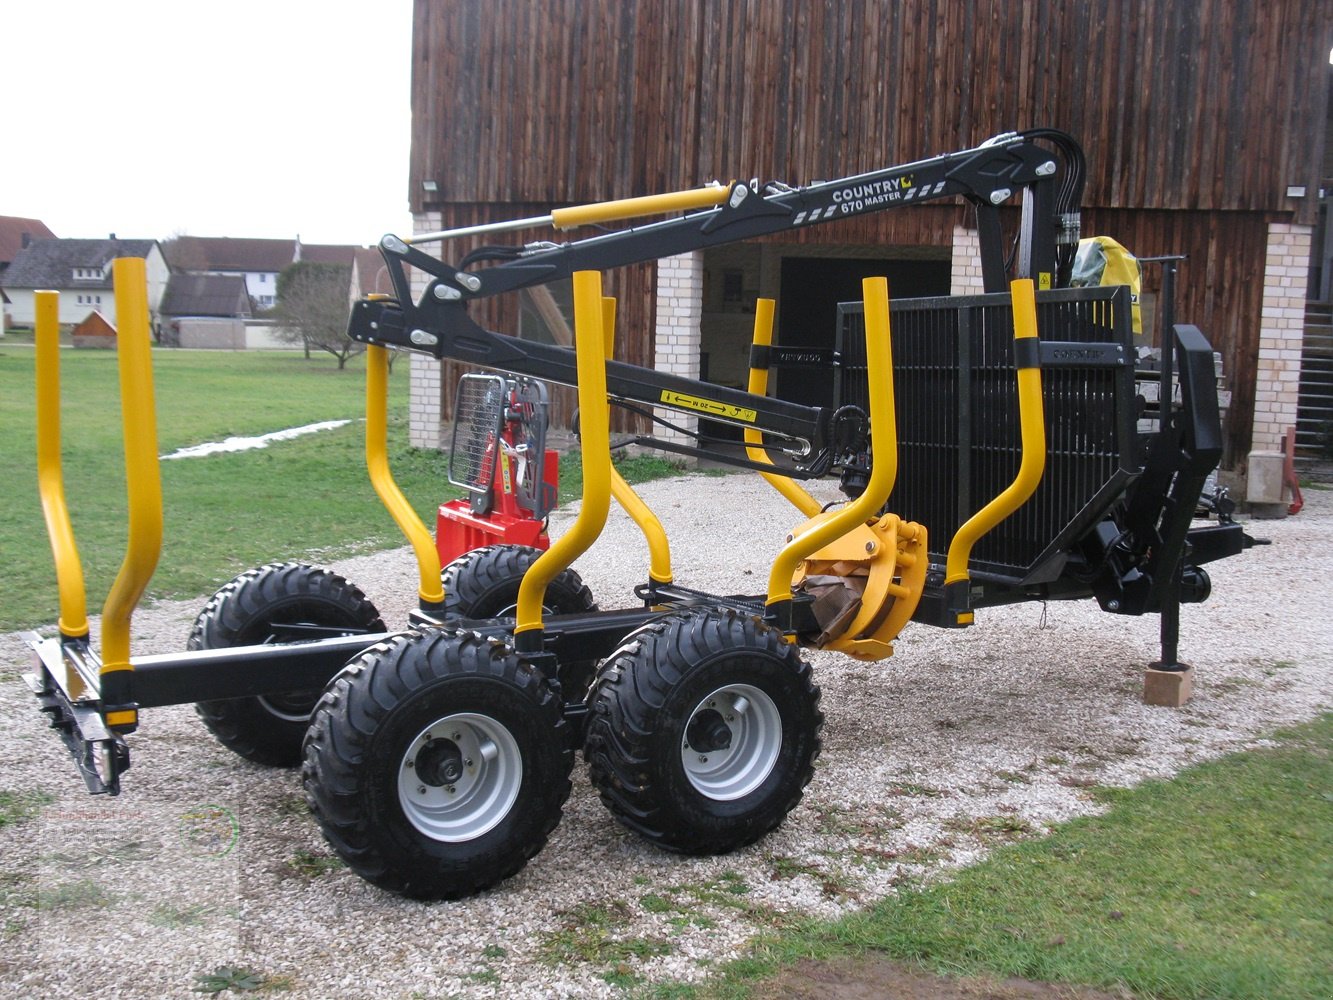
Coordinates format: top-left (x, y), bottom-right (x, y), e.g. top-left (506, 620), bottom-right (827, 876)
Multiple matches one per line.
top-left (273, 261), bottom-right (363, 368)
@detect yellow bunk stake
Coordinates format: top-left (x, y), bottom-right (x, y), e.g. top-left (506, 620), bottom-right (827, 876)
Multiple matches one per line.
top-left (744, 298), bottom-right (822, 518)
top-left (514, 270), bottom-right (613, 650)
top-left (943, 278), bottom-right (1046, 626)
top-left (602, 295), bottom-right (672, 585)
top-left (762, 278), bottom-right (924, 653)
top-left (765, 278), bottom-right (927, 661)
top-left (365, 343), bottom-right (444, 610)
top-left (100, 258), bottom-right (165, 731)
top-left (34, 290), bottom-right (89, 642)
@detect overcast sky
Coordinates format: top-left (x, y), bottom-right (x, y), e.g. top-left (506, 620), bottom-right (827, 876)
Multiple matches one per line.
top-left (1, 1), bottom-right (413, 247)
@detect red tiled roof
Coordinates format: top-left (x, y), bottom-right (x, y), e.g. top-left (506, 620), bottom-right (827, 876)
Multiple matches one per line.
top-left (0, 215), bottom-right (56, 263)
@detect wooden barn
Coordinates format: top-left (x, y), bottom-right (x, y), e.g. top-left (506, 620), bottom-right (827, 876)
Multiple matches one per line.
top-left (404, 0), bottom-right (1333, 472)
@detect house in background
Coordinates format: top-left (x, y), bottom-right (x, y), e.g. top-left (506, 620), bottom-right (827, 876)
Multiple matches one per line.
top-left (1, 236), bottom-right (168, 329)
top-left (159, 272), bottom-right (254, 348)
top-left (0, 215), bottom-right (57, 334)
top-left (0, 215), bottom-right (56, 275)
top-left (293, 244), bottom-right (365, 300)
top-left (163, 236), bottom-right (295, 310)
top-left (164, 236), bottom-right (378, 308)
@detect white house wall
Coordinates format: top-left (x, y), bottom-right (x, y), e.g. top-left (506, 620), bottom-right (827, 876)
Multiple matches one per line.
top-left (4, 245), bottom-right (171, 329)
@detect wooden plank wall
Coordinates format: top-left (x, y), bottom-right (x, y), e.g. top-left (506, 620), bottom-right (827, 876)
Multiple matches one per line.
top-left (422, 204), bottom-right (655, 432)
top-left (410, 0), bottom-right (1333, 459)
top-left (1083, 208), bottom-right (1272, 465)
top-left (412, 0), bottom-right (1332, 217)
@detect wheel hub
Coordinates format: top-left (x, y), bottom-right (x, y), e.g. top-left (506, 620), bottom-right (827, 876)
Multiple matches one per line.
top-left (397, 712), bottom-right (522, 843)
top-left (681, 684), bottom-right (781, 801)
top-left (685, 709), bottom-right (733, 753)
top-left (415, 738), bottom-right (465, 786)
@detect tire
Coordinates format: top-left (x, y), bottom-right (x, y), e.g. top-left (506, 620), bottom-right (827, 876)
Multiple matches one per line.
top-left (302, 629), bottom-right (574, 899)
top-left (441, 544), bottom-right (596, 620)
top-left (584, 607), bottom-right (823, 855)
top-left (441, 544), bottom-right (598, 699)
top-left (189, 562), bottom-right (384, 767)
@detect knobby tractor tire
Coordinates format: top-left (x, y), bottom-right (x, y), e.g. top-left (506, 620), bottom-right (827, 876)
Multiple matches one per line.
top-left (302, 628), bottom-right (574, 900)
top-left (189, 562), bottom-right (384, 767)
top-left (441, 543), bottom-right (598, 699)
top-left (584, 607), bottom-right (823, 855)
top-left (441, 544), bottom-right (596, 620)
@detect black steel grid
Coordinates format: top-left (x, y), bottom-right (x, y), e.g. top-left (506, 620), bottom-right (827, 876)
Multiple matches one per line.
top-left (836, 286), bottom-right (1135, 583)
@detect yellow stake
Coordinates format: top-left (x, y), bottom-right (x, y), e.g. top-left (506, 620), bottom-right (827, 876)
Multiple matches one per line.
top-left (766, 277), bottom-right (898, 608)
top-left (945, 278), bottom-right (1047, 588)
top-left (101, 258), bottom-right (163, 679)
top-left (515, 271), bottom-right (613, 636)
top-left (34, 290), bottom-right (89, 640)
top-left (744, 297), bottom-right (821, 518)
top-left (365, 344), bottom-right (444, 607)
top-left (602, 295), bottom-right (673, 584)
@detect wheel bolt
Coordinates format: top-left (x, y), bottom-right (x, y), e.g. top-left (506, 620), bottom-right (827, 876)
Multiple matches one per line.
top-left (465, 758), bottom-right (474, 768)
top-left (726, 715), bottom-right (735, 722)
top-left (417, 785), bottom-right (427, 794)
top-left (446, 785), bottom-right (456, 794)
top-left (452, 732), bottom-right (462, 740)
top-left (698, 755), bottom-right (708, 763)
top-left (405, 759), bottom-right (414, 768)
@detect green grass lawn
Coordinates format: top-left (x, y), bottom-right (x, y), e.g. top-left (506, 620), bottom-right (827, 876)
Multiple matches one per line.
top-left (683, 714), bottom-right (1333, 1000)
top-left (0, 345), bottom-right (694, 633)
top-left (0, 347), bottom-right (453, 632)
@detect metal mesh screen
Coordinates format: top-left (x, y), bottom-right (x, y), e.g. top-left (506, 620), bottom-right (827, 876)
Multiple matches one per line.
top-left (448, 373), bottom-right (508, 493)
top-left (836, 286), bottom-right (1135, 583)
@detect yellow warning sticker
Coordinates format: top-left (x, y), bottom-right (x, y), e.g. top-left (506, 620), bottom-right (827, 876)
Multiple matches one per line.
top-left (659, 390), bottom-right (757, 423)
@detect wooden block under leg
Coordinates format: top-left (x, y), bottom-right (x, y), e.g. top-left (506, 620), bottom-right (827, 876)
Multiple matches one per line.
top-left (1144, 662), bottom-right (1194, 707)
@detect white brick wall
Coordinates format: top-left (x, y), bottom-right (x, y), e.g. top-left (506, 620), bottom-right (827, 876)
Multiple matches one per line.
top-left (653, 251), bottom-right (704, 453)
top-left (409, 212), bottom-right (446, 450)
top-left (951, 226), bottom-right (985, 295)
top-left (1252, 222), bottom-right (1312, 452)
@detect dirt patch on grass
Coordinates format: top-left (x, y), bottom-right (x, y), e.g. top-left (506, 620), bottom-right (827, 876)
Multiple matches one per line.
top-left (751, 957), bottom-right (1130, 1000)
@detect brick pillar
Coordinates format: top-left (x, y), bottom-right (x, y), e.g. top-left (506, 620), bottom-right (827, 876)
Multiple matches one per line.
top-left (1251, 223), bottom-right (1312, 453)
top-left (653, 251), bottom-right (704, 456)
top-left (408, 211), bottom-right (446, 450)
top-left (951, 226), bottom-right (985, 295)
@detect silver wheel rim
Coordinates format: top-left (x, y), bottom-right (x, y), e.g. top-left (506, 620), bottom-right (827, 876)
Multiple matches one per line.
top-left (397, 712), bottom-right (522, 842)
top-left (681, 683), bottom-right (781, 801)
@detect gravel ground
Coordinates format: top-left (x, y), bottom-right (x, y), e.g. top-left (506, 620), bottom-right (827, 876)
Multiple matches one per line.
top-left (1, 475), bottom-right (1329, 999)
